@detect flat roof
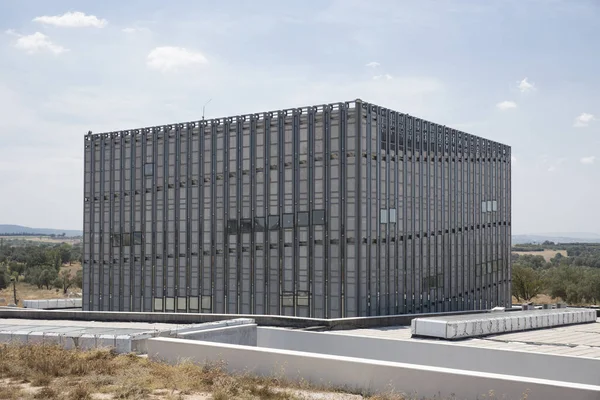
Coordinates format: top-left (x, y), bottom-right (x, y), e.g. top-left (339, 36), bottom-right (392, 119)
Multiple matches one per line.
top-left (335, 318), bottom-right (600, 359)
top-left (0, 318), bottom-right (192, 337)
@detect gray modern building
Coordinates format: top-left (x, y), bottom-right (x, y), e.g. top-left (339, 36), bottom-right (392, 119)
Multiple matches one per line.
top-left (83, 99), bottom-right (511, 318)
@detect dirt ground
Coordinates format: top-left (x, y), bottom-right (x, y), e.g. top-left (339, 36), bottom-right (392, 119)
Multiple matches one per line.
top-left (512, 293), bottom-right (561, 305)
top-left (512, 249), bottom-right (567, 262)
top-left (0, 263), bottom-right (82, 307)
top-left (0, 236), bottom-right (81, 245)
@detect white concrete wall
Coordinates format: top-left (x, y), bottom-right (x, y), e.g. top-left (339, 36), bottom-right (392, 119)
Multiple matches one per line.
top-left (23, 298), bottom-right (82, 309)
top-left (147, 337), bottom-right (600, 400)
top-left (0, 331), bottom-right (142, 353)
top-left (258, 327), bottom-right (600, 386)
top-left (176, 324), bottom-right (257, 346)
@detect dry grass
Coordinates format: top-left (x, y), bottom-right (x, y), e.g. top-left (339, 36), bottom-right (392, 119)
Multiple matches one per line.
top-left (0, 343), bottom-right (416, 400)
top-left (0, 282), bottom-right (72, 307)
top-left (512, 249), bottom-right (567, 262)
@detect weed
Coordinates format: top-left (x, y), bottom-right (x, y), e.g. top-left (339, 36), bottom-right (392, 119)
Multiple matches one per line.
top-left (34, 386), bottom-right (58, 399)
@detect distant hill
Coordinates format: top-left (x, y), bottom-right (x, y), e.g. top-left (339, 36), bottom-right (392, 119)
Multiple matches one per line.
top-left (513, 233), bottom-right (600, 245)
top-left (0, 224), bottom-right (82, 237)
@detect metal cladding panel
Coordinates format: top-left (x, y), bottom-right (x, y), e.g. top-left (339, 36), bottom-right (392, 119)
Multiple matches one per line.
top-left (83, 99), bottom-right (512, 318)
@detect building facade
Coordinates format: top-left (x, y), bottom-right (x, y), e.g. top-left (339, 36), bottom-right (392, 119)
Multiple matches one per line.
top-left (83, 99), bottom-right (511, 318)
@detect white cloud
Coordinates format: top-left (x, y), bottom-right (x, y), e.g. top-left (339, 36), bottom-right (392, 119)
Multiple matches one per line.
top-left (366, 61), bottom-right (380, 68)
top-left (511, 155), bottom-right (517, 164)
top-left (574, 113), bottom-right (595, 127)
top-left (496, 100), bottom-right (517, 110)
top-left (147, 46), bottom-right (208, 72)
top-left (373, 74), bottom-right (393, 80)
top-left (122, 26), bottom-right (150, 34)
top-left (9, 32), bottom-right (68, 55)
top-left (548, 166), bottom-right (557, 172)
top-left (580, 156), bottom-right (596, 165)
top-left (517, 77), bottom-right (535, 93)
top-left (33, 11), bottom-right (107, 28)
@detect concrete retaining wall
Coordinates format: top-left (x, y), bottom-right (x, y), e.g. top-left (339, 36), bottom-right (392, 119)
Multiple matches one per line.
top-left (257, 328), bottom-right (600, 386)
top-left (147, 337), bottom-right (600, 400)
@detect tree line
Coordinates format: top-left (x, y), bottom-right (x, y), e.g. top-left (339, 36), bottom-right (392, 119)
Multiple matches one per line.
top-left (512, 245), bottom-right (600, 305)
top-left (0, 240), bottom-right (82, 295)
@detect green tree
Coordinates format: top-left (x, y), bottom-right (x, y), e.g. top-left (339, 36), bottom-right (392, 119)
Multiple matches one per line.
top-left (550, 252), bottom-right (564, 266)
top-left (70, 245), bottom-right (82, 265)
top-left (512, 265), bottom-right (543, 302)
top-left (57, 244), bottom-right (72, 265)
top-left (25, 247), bottom-right (50, 269)
top-left (7, 261), bottom-right (25, 282)
top-left (25, 265), bottom-right (58, 290)
top-left (54, 269), bottom-right (80, 294)
top-left (515, 254), bottom-right (547, 269)
top-left (545, 265), bottom-right (587, 304)
top-left (0, 264), bottom-right (9, 290)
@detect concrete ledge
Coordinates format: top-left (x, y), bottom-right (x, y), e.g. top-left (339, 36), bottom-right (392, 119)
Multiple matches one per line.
top-left (147, 337), bottom-right (600, 400)
top-left (23, 298), bottom-right (82, 310)
top-left (258, 327), bottom-right (600, 386)
top-left (0, 308), bottom-right (488, 329)
top-left (176, 324), bottom-right (257, 346)
top-left (0, 319), bottom-right (256, 354)
top-left (411, 308), bottom-right (597, 339)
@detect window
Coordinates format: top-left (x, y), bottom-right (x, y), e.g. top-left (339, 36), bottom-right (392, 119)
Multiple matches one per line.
top-left (282, 213), bottom-right (294, 228)
top-left (254, 217), bottom-right (266, 232)
top-left (240, 219), bottom-right (253, 233)
top-left (144, 163), bottom-right (154, 176)
top-left (122, 232), bottom-right (131, 246)
top-left (268, 215), bottom-right (279, 230)
top-left (133, 232), bottom-right (143, 245)
top-left (312, 210), bottom-right (325, 225)
top-left (380, 209), bottom-right (388, 224)
top-left (227, 220), bottom-right (238, 235)
top-left (492, 200), bottom-right (498, 212)
top-left (389, 209), bottom-right (397, 224)
top-left (297, 212), bottom-right (309, 227)
top-left (481, 201), bottom-right (487, 213)
top-left (112, 234), bottom-right (121, 247)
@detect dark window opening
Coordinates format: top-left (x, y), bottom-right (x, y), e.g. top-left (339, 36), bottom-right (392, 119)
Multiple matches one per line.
top-left (227, 220), bottom-right (238, 235)
top-left (254, 217), bottom-right (266, 232)
top-left (240, 219), bottom-right (253, 233)
top-left (133, 232), bottom-right (143, 245)
top-left (297, 212), bottom-right (309, 227)
top-left (312, 210), bottom-right (325, 225)
top-left (122, 233), bottom-right (131, 247)
top-left (268, 215), bottom-right (279, 230)
top-left (282, 213), bottom-right (294, 228)
top-left (112, 234), bottom-right (121, 247)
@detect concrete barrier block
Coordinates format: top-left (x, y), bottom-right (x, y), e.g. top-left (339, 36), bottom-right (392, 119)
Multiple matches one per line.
top-left (412, 309), bottom-right (597, 340)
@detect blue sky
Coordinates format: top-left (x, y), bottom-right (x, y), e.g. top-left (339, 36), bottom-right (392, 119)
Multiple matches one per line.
top-left (0, 0), bottom-right (598, 234)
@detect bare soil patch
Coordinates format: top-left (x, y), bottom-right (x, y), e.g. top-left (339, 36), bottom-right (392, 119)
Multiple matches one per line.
top-left (512, 249), bottom-right (567, 262)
